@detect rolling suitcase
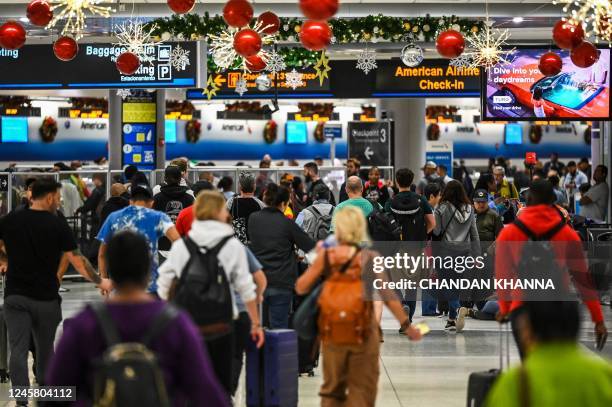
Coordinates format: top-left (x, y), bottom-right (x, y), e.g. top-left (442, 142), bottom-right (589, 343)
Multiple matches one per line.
top-left (466, 323), bottom-right (510, 407)
top-left (246, 329), bottom-right (298, 407)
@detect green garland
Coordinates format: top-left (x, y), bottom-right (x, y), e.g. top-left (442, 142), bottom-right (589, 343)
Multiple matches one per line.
top-left (147, 13), bottom-right (484, 71)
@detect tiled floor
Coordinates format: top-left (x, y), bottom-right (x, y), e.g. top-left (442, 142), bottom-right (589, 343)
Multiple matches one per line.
top-left (1, 282), bottom-right (611, 406)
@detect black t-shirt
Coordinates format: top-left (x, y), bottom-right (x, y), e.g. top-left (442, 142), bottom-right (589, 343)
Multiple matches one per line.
top-left (0, 208), bottom-right (77, 300)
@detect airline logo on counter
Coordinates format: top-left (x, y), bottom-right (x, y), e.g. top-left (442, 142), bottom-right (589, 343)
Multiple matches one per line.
top-left (375, 59), bottom-right (481, 96)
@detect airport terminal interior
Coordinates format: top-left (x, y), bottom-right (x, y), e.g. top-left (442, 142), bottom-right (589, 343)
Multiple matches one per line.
top-left (0, 1), bottom-right (611, 406)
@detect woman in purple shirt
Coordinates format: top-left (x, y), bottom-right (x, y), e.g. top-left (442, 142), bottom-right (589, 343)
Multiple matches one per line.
top-left (45, 231), bottom-right (230, 407)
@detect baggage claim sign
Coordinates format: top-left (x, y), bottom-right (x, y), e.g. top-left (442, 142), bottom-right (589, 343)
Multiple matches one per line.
top-left (374, 59), bottom-right (481, 97)
top-left (0, 42), bottom-right (205, 89)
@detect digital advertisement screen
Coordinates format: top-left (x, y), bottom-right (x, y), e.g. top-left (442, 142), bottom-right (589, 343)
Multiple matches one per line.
top-left (285, 121), bottom-right (308, 144)
top-left (1, 116), bottom-right (28, 143)
top-left (505, 123), bottom-right (523, 144)
top-left (483, 47), bottom-right (610, 121)
top-left (165, 119), bottom-right (177, 143)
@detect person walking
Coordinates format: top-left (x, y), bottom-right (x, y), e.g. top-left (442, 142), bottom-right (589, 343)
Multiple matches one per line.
top-left (0, 178), bottom-right (111, 402)
top-left (339, 158), bottom-right (361, 203)
top-left (486, 301), bottom-right (612, 407)
top-left (579, 165), bottom-right (609, 222)
top-left (296, 206), bottom-right (422, 407)
top-left (97, 184), bottom-right (180, 296)
top-left (227, 172), bottom-right (266, 245)
top-left (495, 180), bottom-right (607, 359)
top-left (296, 183), bottom-right (335, 242)
top-left (433, 180), bottom-right (480, 332)
top-left (248, 183), bottom-right (316, 329)
top-left (157, 190), bottom-right (264, 393)
top-left (45, 231), bottom-right (230, 406)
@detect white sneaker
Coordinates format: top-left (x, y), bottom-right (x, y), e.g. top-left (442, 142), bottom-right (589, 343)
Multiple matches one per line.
top-left (456, 307), bottom-right (468, 333)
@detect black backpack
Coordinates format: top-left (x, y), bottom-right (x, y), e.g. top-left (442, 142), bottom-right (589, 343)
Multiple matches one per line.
top-left (367, 201), bottom-right (402, 241)
top-left (513, 217), bottom-right (567, 301)
top-left (91, 303), bottom-right (179, 407)
top-left (173, 236), bottom-right (234, 335)
top-left (306, 205), bottom-right (334, 241)
top-left (390, 194), bottom-right (427, 242)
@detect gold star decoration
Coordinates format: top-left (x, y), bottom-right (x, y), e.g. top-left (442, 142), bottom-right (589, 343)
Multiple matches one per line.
top-left (553, 0), bottom-right (612, 44)
top-left (463, 22), bottom-right (514, 69)
top-left (203, 75), bottom-right (220, 100)
top-left (313, 51), bottom-right (332, 86)
top-left (47, 0), bottom-right (115, 40)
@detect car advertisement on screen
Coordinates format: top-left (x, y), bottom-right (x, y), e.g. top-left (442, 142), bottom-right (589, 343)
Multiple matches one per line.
top-left (483, 47), bottom-right (610, 121)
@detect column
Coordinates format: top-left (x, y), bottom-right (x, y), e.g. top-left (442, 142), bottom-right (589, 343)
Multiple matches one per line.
top-left (108, 90), bottom-right (123, 171)
top-left (156, 89), bottom-right (166, 170)
top-left (377, 98), bottom-right (426, 177)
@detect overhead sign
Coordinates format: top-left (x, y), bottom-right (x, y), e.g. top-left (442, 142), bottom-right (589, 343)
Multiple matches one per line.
top-left (0, 42), bottom-right (206, 89)
top-left (426, 141), bottom-right (454, 175)
top-left (348, 121), bottom-right (392, 167)
top-left (324, 123), bottom-right (342, 139)
top-left (375, 59), bottom-right (481, 97)
top-left (187, 67), bottom-right (332, 99)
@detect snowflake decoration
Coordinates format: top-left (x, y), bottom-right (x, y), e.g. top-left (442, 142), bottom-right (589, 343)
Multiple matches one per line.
top-left (449, 54), bottom-right (474, 68)
top-left (553, 0), bottom-right (612, 43)
top-left (210, 20), bottom-right (277, 72)
top-left (463, 23), bottom-right (514, 69)
top-left (356, 47), bottom-right (377, 75)
top-left (285, 69), bottom-right (304, 90)
top-left (113, 20), bottom-right (162, 65)
top-left (47, 0), bottom-right (115, 40)
top-left (265, 50), bottom-right (286, 74)
top-left (170, 45), bottom-right (190, 71)
top-left (116, 89), bottom-right (131, 99)
top-left (235, 75), bottom-right (248, 96)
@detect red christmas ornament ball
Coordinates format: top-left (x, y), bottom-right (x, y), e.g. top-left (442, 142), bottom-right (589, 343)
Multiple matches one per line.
top-left (0, 21), bottom-right (26, 50)
top-left (27, 0), bottom-right (53, 27)
top-left (167, 0), bottom-right (195, 14)
top-left (299, 20), bottom-right (332, 51)
top-left (299, 0), bottom-right (339, 21)
top-left (435, 30), bottom-right (465, 59)
top-left (246, 54), bottom-right (267, 72)
top-left (233, 29), bottom-right (262, 58)
top-left (552, 20), bottom-right (585, 50)
top-left (53, 36), bottom-right (78, 62)
top-left (223, 0), bottom-right (254, 28)
top-left (116, 52), bottom-right (141, 75)
top-left (538, 52), bottom-right (563, 76)
top-left (257, 11), bottom-right (280, 35)
top-left (570, 41), bottom-right (599, 68)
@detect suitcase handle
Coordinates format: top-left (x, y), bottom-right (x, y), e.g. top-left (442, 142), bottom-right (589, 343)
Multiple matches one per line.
top-left (498, 323), bottom-right (510, 371)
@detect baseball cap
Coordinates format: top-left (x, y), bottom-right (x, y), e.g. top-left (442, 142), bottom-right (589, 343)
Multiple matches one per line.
top-left (473, 189), bottom-right (489, 203)
top-left (130, 184), bottom-right (153, 201)
top-left (424, 161), bottom-right (437, 169)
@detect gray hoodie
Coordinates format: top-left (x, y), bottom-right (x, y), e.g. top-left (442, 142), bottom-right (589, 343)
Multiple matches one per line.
top-left (434, 202), bottom-right (481, 255)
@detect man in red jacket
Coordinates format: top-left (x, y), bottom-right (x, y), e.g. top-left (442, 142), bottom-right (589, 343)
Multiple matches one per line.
top-left (495, 179), bottom-right (607, 358)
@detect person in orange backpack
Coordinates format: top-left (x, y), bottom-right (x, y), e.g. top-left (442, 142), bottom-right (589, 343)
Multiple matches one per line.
top-left (296, 206), bottom-right (422, 407)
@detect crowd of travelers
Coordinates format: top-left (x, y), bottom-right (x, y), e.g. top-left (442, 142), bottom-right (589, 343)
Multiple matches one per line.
top-left (0, 152), bottom-right (609, 406)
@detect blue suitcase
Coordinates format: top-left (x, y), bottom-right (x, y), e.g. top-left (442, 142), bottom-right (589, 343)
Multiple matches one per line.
top-left (246, 329), bottom-right (298, 407)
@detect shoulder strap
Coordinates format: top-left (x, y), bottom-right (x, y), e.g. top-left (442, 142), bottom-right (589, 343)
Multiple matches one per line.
top-left (141, 304), bottom-right (181, 347)
top-left (309, 206), bottom-right (322, 217)
top-left (513, 218), bottom-right (566, 241)
top-left (209, 235), bottom-right (233, 254)
top-left (323, 249), bottom-right (331, 278)
top-left (439, 205), bottom-right (459, 239)
top-left (91, 302), bottom-right (121, 347)
top-left (339, 248), bottom-right (361, 274)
